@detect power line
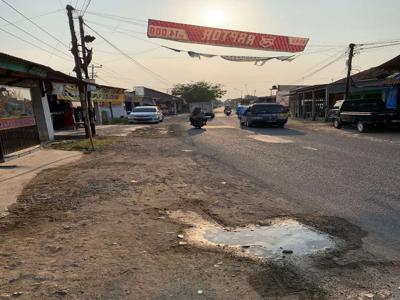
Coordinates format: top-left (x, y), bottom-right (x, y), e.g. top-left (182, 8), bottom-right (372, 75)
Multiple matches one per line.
top-left (0, 16), bottom-right (71, 59)
top-left (0, 0), bottom-right (70, 48)
top-left (301, 53), bottom-right (347, 82)
top-left (85, 18), bottom-right (147, 35)
top-left (96, 77), bottom-right (113, 86)
top-left (0, 9), bottom-right (63, 27)
top-left (81, 0), bottom-right (92, 16)
top-left (358, 42), bottom-right (400, 51)
top-left (84, 22), bottom-right (172, 86)
top-left (290, 48), bottom-right (347, 84)
top-left (84, 11), bottom-right (147, 26)
top-left (80, 0), bottom-right (88, 12)
top-left (357, 38), bottom-right (400, 46)
top-left (0, 26), bottom-right (72, 62)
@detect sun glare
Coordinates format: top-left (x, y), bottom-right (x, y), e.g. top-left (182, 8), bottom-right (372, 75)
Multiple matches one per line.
top-left (204, 8), bottom-right (225, 26)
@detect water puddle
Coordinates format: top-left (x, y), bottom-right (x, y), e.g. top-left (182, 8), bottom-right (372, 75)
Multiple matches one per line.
top-left (169, 211), bottom-right (335, 260)
top-left (205, 219), bottom-right (333, 258)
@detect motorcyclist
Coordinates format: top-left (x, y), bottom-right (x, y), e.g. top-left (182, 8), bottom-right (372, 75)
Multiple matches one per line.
top-left (190, 107), bottom-right (205, 125)
top-left (224, 105), bottom-right (232, 115)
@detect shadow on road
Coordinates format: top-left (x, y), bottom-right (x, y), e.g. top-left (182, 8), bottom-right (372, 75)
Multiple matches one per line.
top-left (340, 125), bottom-right (400, 134)
top-left (187, 128), bottom-right (207, 136)
top-left (239, 124), bottom-right (306, 136)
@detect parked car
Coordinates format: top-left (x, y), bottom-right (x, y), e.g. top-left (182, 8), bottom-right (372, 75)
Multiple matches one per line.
top-left (332, 99), bottom-right (400, 133)
top-left (236, 105), bottom-right (249, 118)
top-left (327, 100), bottom-right (344, 121)
top-left (128, 106), bottom-right (163, 124)
top-left (239, 103), bottom-right (289, 127)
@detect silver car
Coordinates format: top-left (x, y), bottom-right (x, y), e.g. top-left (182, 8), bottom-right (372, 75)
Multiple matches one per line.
top-left (128, 106), bottom-right (164, 124)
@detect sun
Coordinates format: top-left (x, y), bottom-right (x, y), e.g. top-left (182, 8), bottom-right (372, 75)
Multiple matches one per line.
top-left (204, 8), bottom-right (225, 26)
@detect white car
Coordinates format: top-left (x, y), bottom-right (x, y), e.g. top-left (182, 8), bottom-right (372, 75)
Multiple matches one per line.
top-left (128, 106), bottom-right (164, 124)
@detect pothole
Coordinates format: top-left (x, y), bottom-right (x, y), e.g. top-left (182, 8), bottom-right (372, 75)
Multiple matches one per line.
top-left (169, 211), bottom-right (335, 260)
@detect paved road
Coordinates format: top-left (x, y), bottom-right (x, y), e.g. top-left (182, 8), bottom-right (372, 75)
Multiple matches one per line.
top-left (182, 112), bottom-right (400, 261)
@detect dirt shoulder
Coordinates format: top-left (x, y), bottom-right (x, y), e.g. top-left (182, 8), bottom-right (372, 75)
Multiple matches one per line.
top-left (0, 121), bottom-right (398, 299)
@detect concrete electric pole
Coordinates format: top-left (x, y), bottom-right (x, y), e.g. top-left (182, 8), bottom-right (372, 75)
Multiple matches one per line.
top-left (78, 15), bottom-right (96, 136)
top-left (66, 5), bottom-right (94, 149)
top-left (344, 43), bottom-right (356, 101)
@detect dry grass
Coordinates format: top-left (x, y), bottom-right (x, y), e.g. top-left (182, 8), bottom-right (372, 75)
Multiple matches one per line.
top-left (50, 136), bottom-right (117, 153)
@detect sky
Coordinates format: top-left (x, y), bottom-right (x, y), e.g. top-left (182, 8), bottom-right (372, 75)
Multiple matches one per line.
top-left (1, 0), bottom-right (400, 99)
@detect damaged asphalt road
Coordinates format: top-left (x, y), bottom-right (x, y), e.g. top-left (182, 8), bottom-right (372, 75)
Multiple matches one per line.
top-left (0, 115), bottom-right (399, 299)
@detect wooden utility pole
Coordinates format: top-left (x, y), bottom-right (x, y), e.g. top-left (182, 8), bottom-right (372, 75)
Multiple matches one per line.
top-left (78, 15), bottom-right (96, 136)
top-left (344, 43), bottom-right (355, 101)
top-left (66, 5), bottom-right (94, 149)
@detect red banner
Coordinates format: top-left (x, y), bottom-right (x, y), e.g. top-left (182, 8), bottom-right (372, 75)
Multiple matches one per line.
top-left (148, 19), bottom-right (308, 53)
top-left (0, 117), bottom-right (36, 131)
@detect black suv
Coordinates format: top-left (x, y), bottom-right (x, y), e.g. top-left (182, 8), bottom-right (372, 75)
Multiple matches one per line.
top-left (331, 99), bottom-right (400, 133)
top-left (240, 103), bottom-right (289, 127)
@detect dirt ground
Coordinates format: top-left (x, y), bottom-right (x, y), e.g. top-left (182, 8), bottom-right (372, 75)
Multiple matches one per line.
top-left (0, 122), bottom-right (399, 299)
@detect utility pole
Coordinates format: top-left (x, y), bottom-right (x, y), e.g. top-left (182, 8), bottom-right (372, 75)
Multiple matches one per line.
top-left (66, 5), bottom-right (94, 149)
top-left (344, 43), bottom-right (355, 101)
top-left (90, 64), bottom-right (102, 80)
top-left (78, 15), bottom-right (96, 136)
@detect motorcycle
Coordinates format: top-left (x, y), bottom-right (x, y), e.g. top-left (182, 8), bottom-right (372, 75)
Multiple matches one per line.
top-left (224, 110), bottom-right (232, 116)
top-left (191, 117), bottom-right (207, 129)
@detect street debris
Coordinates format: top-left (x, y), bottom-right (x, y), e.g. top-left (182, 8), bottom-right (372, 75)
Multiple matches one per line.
top-left (177, 234), bottom-right (184, 239)
top-left (178, 241), bottom-right (188, 246)
top-left (197, 290), bottom-right (204, 295)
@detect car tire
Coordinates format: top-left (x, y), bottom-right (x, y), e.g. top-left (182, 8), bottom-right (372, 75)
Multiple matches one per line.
top-left (357, 121), bottom-right (367, 133)
top-left (333, 118), bottom-right (342, 129)
top-left (277, 123), bottom-right (285, 128)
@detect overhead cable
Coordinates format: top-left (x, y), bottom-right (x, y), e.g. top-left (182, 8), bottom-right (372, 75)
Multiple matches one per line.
top-left (0, 9), bottom-right (63, 27)
top-left (0, 26), bottom-right (72, 62)
top-left (84, 22), bottom-right (172, 85)
top-left (81, 0), bottom-right (92, 16)
top-left (0, 16), bottom-right (71, 59)
top-left (84, 11), bottom-right (146, 27)
top-left (0, 0), bottom-right (70, 48)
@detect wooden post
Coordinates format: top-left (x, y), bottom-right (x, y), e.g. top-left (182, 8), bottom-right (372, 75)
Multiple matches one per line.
top-left (344, 43), bottom-right (355, 101)
top-left (66, 5), bottom-right (94, 149)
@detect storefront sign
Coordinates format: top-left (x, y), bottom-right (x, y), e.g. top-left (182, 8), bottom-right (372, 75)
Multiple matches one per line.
top-left (52, 83), bottom-right (125, 104)
top-left (52, 83), bottom-right (80, 102)
top-left (0, 116), bottom-right (36, 131)
top-left (148, 19), bottom-right (309, 52)
top-left (92, 87), bottom-right (125, 104)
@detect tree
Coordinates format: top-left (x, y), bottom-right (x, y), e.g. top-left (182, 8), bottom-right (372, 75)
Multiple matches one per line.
top-left (171, 81), bottom-right (226, 103)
